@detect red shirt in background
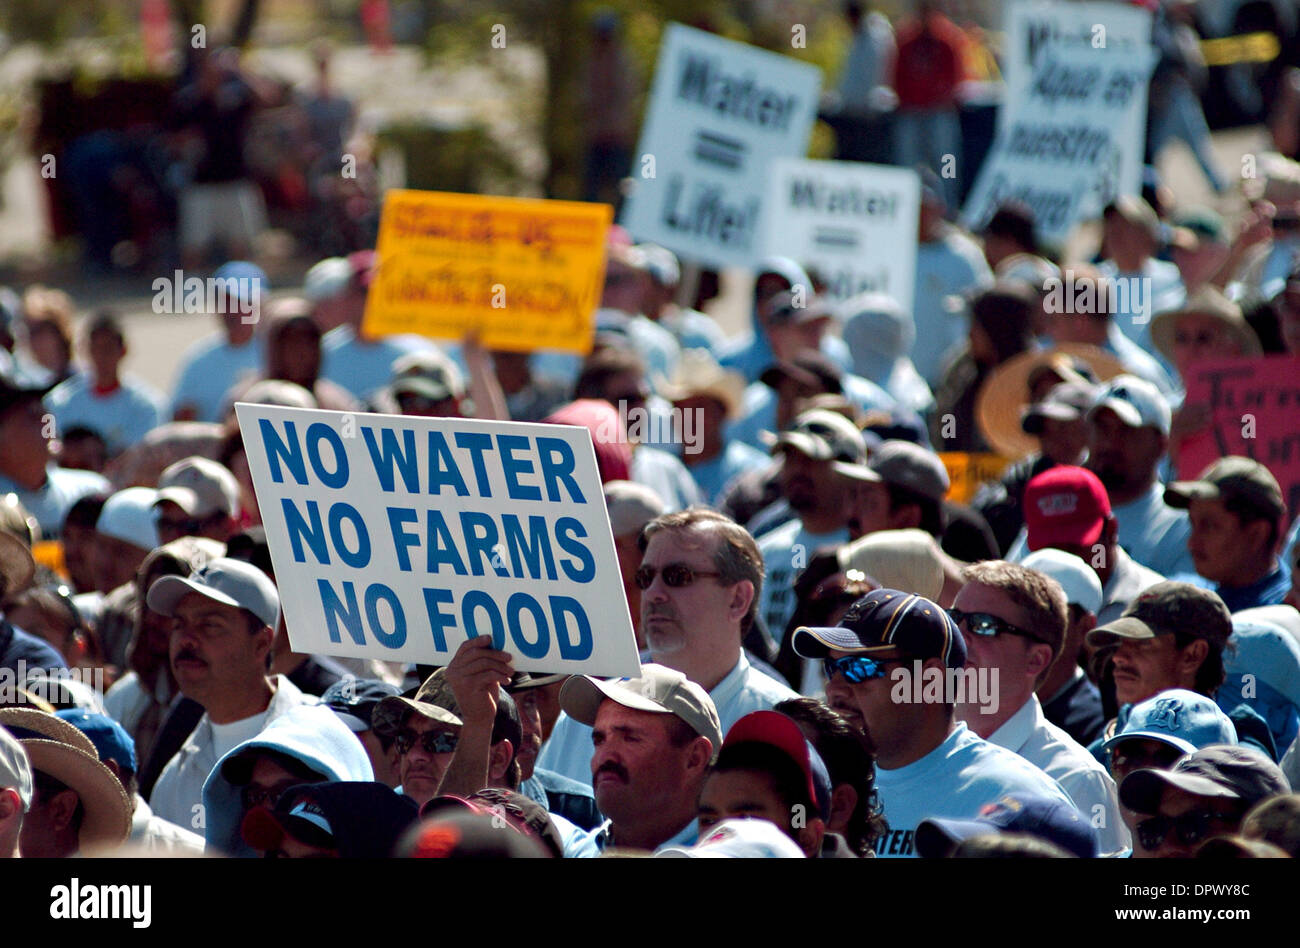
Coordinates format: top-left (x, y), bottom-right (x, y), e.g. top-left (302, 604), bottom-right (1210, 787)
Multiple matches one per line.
top-left (893, 14), bottom-right (968, 110)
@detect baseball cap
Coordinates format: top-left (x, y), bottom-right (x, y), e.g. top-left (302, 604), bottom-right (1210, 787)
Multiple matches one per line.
top-left (319, 677), bottom-right (403, 732)
top-left (559, 664), bottom-right (723, 759)
top-left (767, 409), bottom-right (871, 482)
top-left (146, 556), bottom-right (280, 630)
top-left (1164, 456), bottom-right (1286, 524)
top-left (793, 587), bottom-right (966, 669)
top-left (1023, 466), bottom-right (1111, 551)
top-left (212, 261), bottom-right (268, 305)
top-left (390, 351), bottom-right (465, 403)
top-left (657, 817), bottom-right (806, 858)
top-left (420, 789), bottom-right (565, 858)
top-left (722, 711), bottom-right (832, 820)
top-left (759, 351), bottom-right (844, 394)
top-left (372, 671), bottom-right (468, 736)
top-left (638, 244), bottom-right (680, 288)
top-left (0, 359), bottom-right (52, 414)
top-left (155, 456), bottom-right (240, 520)
top-left (1087, 375), bottom-right (1171, 436)
top-left (1101, 689), bottom-right (1238, 757)
top-left (867, 439), bottom-right (950, 502)
top-left (1021, 548), bottom-right (1103, 615)
top-left (1021, 381), bottom-right (1099, 435)
top-left (400, 810), bottom-right (549, 858)
top-left (1088, 581), bottom-right (1232, 651)
top-left (916, 792), bottom-right (1099, 859)
top-left (1120, 744), bottom-right (1290, 815)
top-left (56, 709), bottom-right (137, 775)
top-left (0, 725), bottom-right (32, 810)
top-left (95, 487), bottom-right (161, 551)
top-left (401, 667), bottom-right (521, 750)
top-left (302, 257), bottom-right (353, 303)
top-left (760, 290), bottom-right (833, 326)
top-left (242, 795), bottom-right (337, 852)
top-left (1226, 618), bottom-right (1300, 709)
top-left (603, 480), bottom-right (667, 537)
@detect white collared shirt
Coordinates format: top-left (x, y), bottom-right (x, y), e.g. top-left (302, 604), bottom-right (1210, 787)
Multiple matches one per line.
top-left (989, 695), bottom-right (1129, 856)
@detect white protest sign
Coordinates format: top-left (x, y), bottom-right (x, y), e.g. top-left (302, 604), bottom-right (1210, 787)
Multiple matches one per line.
top-left (620, 22), bottom-right (822, 269)
top-left (1001, 0), bottom-right (1153, 114)
top-left (763, 159), bottom-right (919, 311)
top-left (961, 41), bottom-right (1156, 245)
top-left (234, 403), bottom-right (641, 678)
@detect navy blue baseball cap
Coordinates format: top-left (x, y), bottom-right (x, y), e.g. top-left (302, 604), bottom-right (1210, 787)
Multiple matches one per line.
top-left (56, 708), bottom-right (137, 775)
top-left (320, 677), bottom-right (403, 733)
top-left (792, 588), bottom-right (966, 669)
top-left (916, 792), bottom-right (1099, 859)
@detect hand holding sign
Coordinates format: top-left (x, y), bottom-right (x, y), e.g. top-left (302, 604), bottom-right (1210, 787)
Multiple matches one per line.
top-left (445, 636), bottom-right (515, 728)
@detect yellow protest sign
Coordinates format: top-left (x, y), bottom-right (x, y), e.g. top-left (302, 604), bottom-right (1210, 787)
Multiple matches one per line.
top-left (939, 452), bottom-right (1008, 504)
top-left (361, 190), bottom-right (613, 353)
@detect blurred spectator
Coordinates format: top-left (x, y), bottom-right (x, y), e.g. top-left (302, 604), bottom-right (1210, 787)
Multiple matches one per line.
top-left (582, 11), bottom-right (637, 207)
top-left (1147, 0), bottom-right (1225, 193)
top-left (892, 0), bottom-right (967, 205)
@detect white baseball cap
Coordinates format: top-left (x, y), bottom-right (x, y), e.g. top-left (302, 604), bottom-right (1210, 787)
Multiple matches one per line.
top-left (147, 556), bottom-right (280, 630)
top-left (302, 257), bottom-right (353, 302)
top-left (1022, 548), bottom-right (1103, 615)
top-left (656, 818), bottom-right (805, 858)
top-left (95, 487), bottom-right (161, 551)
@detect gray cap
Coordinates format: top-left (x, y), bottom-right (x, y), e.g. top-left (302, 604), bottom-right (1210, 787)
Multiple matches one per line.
top-left (1120, 744), bottom-right (1290, 814)
top-left (868, 439), bottom-right (950, 502)
top-left (0, 724), bottom-right (32, 810)
top-left (559, 664), bottom-right (723, 761)
top-left (155, 456), bottom-right (240, 519)
top-left (604, 481), bottom-right (667, 537)
top-left (767, 409), bottom-right (874, 482)
top-left (147, 556), bottom-right (280, 630)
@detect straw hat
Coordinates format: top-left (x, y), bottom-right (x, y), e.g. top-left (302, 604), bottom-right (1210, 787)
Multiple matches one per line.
top-left (1149, 287), bottom-right (1262, 364)
top-left (0, 708), bottom-right (132, 852)
top-left (976, 344), bottom-right (1127, 461)
top-left (0, 531), bottom-right (35, 599)
top-left (656, 349), bottom-right (746, 419)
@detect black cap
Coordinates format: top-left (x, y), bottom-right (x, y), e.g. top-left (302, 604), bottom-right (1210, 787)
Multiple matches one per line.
top-left (1087, 581), bottom-right (1232, 651)
top-left (1120, 745), bottom-right (1290, 814)
top-left (319, 677), bottom-right (403, 732)
top-left (760, 351), bottom-right (843, 394)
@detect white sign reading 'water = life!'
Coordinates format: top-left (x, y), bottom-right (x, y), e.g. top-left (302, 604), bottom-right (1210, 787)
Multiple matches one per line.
top-left (960, 41), bottom-right (1155, 246)
top-left (234, 403), bottom-right (641, 678)
top-left (620, 22), bottom-right (822, 270)
top-left (763, 159), bottom-right (920, 312)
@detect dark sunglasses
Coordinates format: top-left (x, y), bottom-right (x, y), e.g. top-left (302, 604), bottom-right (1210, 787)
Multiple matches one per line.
top-left (822, 655), bottom-right (893, 684)
top-left (394, 729), bottom-right (459, 756)
top-left (1136, 810), bottom-right (1237, 852)
top-left (634, 563), bottom-right (723, 590)
top-left (1110, 745), bottom-right (1184, 775)
top-left (948, 608), bottom-right (1045, 644)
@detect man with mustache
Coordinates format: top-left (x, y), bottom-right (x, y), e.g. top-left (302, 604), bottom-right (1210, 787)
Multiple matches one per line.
top-left (560, 665), bottom-right (722, 852)
top-left (144, 558), bottom-right (310, 828)
top-left (756, 409), bottom-right (862, 647)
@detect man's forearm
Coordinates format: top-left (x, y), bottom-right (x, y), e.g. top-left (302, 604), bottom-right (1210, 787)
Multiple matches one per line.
top-left (435, 720), bottom-right (495, 798)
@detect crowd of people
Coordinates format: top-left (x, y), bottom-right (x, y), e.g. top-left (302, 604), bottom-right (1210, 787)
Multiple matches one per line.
top-left (3, 0), bottom-right (1300, 863)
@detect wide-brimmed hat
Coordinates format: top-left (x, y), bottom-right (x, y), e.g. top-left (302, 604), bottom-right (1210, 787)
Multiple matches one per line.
top-left (0, 708), bottom-right (132, 852)
top-left (976, 344), bottom-right (1127, 460)
top-left (0, 531), bottom-right (35, 598)
top-left (1149, 287), bottom-right (1262, 364)
top-left (655, 349), bottom-right (745, 418)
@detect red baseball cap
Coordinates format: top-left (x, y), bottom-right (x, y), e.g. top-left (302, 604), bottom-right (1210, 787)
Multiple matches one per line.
top-left (722, 711), bottom-right (831, 819)
top-left (1023, 466), bottom-right (1111, 551)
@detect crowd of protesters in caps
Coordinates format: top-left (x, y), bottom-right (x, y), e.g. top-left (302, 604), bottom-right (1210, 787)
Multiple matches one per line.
top-left (9, 4), bottom-right (1300, 861)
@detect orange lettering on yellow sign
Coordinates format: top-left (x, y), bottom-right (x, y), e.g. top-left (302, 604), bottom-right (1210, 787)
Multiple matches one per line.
top-left (361, 190), bottom-right (614, 354)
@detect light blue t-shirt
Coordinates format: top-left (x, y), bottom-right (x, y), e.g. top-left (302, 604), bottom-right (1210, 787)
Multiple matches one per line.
top-left (320, 326), bottom-right (432, 402)
top-left (1098, 258), bottom-right (1184, 381)
top-left (535, 653), bottom-right (799, 790)
top-left (684, 441), bottom-right (770, 508)
top-left (630, 446), bottom-right (702, 512)
top-left (911, 228), bottom-right (993, 388)
top-left (170, 335), bottom-right (262, 422)
top-left (873, 722), bottom-right (1077, 858)
top-left (757, 518), bottom-right (848, 651)
top-left (45, 372), bottom-right (165, 455)
top-left (1110, 482), bottom-right (1194, 578)
top-left (0, 465), bottom-right (110, 539)
top-left (1104, 322), bottom-right (1177, 397)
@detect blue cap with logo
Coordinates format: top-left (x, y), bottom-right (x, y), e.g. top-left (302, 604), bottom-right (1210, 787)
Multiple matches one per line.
top-left (916, 792), bottom-right (1099, 859)
top-left (1087, 374), bottom-right (1170, 436)
top-left (1101, 688), bottom-right (1237, 758)
top-left (792, 588), bottom-right (966, 669)
top-left (56, 708), bottom-right (137, 775)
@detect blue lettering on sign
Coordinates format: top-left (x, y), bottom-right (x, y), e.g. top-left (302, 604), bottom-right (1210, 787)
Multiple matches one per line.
top-left (501, 514), bottom-right (557, 580)
top-left (260, 418), bottom-right (308, 485)
top-left (555, 517), bottom-right (595, 582)
top-left (305, 422), bottom-right (349, 488)
top-left (328, 502), bottom-right (371, 568)
top-left (387, 507), bottom-right (420, 571)
top-left (462, 590), bottom-right (506, 649)
top-left (536, 437), bottom-right (586, 504)
top-left (455, 431), bottom-right (495, 497)
top-left (284, 499), bottom-right (329, 564)
top-left (550, 596), bottom-right (594, 661)
top-left (460, 511), bottom-right (509, 577)
top-left (362, 426), bottom-right (420, 492)
top-left (506, 592), bottom-right (550, 659)
top-left (319, 579), bottom-right (365, 645)
top-left (427, 431), bottom-right (470, 496)
top-left (422, 588), bottom-right (457, 652)
top-left (364, 584), bottom-right (406, 648)
top-left (497, 434), bottom-right (542, 501)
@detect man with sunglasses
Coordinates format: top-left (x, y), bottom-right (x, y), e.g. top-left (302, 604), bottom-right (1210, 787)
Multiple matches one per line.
top-left (951, 560), bottom-right (1127, 855)
top-left (793, 588), bottom-right (1075, 857)
top-left (536, 508), bottom-right (796, 788)
top-left (1120, 744), bottom-right (1289, 857)
top-left (1100, 688), bottom-right (1237, 849)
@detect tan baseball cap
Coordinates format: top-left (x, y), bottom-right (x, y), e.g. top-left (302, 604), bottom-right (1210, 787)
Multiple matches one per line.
top-left (559, 664), bottom-right (722, 760)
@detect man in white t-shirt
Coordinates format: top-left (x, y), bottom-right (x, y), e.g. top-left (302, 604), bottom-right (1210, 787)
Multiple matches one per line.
top-left (793, 587), bottom-right (1076, 857)
top-left (144, 557), bottom-right (310, 828)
